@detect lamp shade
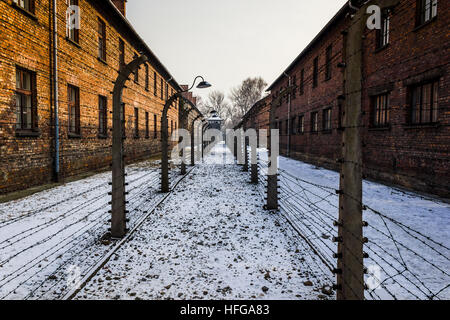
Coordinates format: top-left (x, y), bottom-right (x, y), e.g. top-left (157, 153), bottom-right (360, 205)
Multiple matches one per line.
top-left (196, 81), bottom-right (212, 89)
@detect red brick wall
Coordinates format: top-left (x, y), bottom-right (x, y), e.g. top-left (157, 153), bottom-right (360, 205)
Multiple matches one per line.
top-left (243, 0), bottom-right (449, 197)
top-left (0, 0), bottom-right (180, 194)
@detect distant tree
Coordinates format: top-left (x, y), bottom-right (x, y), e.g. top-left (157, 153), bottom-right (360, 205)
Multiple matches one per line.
top-left (228, 77), bottom-right (267, 128)
top-left (196, 91), bottom-right (230, 124)
top-left (207, 91), bottom-right (229, 120)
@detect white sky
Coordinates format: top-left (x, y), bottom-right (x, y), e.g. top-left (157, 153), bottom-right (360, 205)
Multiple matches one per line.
top-left (127, 0), bottom-right (348, 101)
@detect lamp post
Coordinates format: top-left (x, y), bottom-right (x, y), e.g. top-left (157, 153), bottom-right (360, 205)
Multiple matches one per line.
top-left (160, 76), bottom-right (211, 193)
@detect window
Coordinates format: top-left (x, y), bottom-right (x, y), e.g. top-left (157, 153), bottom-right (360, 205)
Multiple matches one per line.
top-left (416, 0), bottom-right (437, 26)
top-left (98, 18), bottom-right (106, 61)
top-left (68, 85), bottom-right (80, 135)
top-left (291, 117), bottom-right (296, 134)
top-left (153, 72), bottom-right (157, 96)
top-left (371, 94), bottom-right (389, 127)
top-left (171, 120), bottom-right (173, 135)
top-left (160, 79), bottom-right (164, 99)
top-left (313, 57), bottom-right (319, 88)
top-left (153, 114), bottom-right (158, 138)
top-left (119, 39), bottom-right (125, 67)
top-left (323, 108), bottom-right (332, 131)
top-left (145, 112), bottom-right (149, 138)
top-left (98, 95), bottom-right (107, 136)
top-left (298, 115), bottom-right (305, 134)
top-left (67, 0), bottom-right (79, 43)
top-left (285, 120), bottom-right (289, 135)
top-left (410, 80), bottom-right (439, 124)
top-left (133, 53), bottom-right (139, 83)
top-left (292, 75), bottom-right (297, 99)
top-left (145, 64), bottom-right (149, 91)
top-left (134, 107), bottom-right (139, 138)
top-left (165, 83), bottom-right (169, 101)
top-left (15, 0), bottom-right (35, 13)
top-left (299, 69), bottom-right (304, 95)
top-left (377, 9), bottom-right (390, 49)
top-left (15, 68), bottom-right (36, 131)
top-left (278, 121), bottom-right (282, 135)
top-left (311, 112), bottom-right (318, 132)
top-left (325, 45), bottom-right (332, 80)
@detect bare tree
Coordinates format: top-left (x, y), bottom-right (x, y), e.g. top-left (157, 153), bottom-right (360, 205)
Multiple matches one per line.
top-left (196, 91), bottom-right (230, 123)
top-left (207, 91), bottom-right (229, 120)
top-left (228, 77), bottom-right (267, 127)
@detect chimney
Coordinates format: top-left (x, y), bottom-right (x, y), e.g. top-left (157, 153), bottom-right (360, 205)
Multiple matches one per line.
top-left (112, 0), bottom-right (127, 16)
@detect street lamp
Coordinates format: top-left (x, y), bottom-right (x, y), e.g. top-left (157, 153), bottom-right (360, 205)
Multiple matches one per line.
top-left (160, 76), bottom-right (211, 193)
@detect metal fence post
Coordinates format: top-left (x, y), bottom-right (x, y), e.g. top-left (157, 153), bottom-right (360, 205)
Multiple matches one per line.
top-left (111, 55), bottom-right (148, 239)
top-left (161, 93), bottom-right (181, 193)
top-left (250, 143), bottom-right (258, 184)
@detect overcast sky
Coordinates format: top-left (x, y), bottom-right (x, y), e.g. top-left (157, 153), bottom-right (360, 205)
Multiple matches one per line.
top-left (127, 0), bottom-right (348, 101)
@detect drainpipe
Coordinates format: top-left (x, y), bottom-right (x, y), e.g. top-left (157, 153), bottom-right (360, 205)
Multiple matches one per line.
top-left (283, 72), bottom-right (291, 157)
top-left (52, 0), bottom-right (60, 181)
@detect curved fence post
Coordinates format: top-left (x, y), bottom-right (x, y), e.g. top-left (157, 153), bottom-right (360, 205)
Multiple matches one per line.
top-left (190, 115), bottom-right (202, 166)
top-left (202, 122), bottom-right (209, 161)
top-left (161, 93), bottom-right (181, 193)
top-left (179, 102), bottom-right (193, 175)
top-left (111, 55), bottom-right (148, 239)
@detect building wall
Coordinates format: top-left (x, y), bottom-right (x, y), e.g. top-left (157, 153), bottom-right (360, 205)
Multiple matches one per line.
top-left (0, 0), bottom-right (180, 194)
top-left (243, 0), bottom-right (449, 197)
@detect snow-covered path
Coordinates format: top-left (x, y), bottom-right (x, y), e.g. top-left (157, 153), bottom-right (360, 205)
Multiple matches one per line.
top-left (75, 144), bottom-right (332, 300)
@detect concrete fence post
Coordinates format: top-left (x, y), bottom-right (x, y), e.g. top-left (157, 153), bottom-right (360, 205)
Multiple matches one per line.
top-left (111, 55), bottom-right (148, 239)
top-left (243, 135), bottom-right (249, 172)
top-left (250, 143), bottom-right (258, 184)
top-left (191, 115), bottom-right (202, 166)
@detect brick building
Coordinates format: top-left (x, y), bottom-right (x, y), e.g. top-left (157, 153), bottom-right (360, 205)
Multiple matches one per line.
top-left (241, 0), bottom-right (449, 197)
top-left (0, 0), bottom-right (191, 194)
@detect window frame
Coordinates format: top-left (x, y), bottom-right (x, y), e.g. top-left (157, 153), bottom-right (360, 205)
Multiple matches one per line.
top-left (153, 114), bottom-right (158, 138)
top-left (68, 84), bottom-right (80, 136)
top-left (133, 53), bottom-right (139, 83)
top-left (325, 45), bottom-right (332, 81)
top-left (98, 17), bottom-right (107, 62)
top-left (299, 69), bottom-right (305, 95)
top-left (15, 67), bottom-right (38, 133)
top-left (145, 111), bottom-right (149, 138)
top-left (409, 80), bottom-right (439, 125)
top-left (311, 111), bottom-right (319, 133)
top-left (145, 64), bottom-right (149, 91)
top-left (416, 0), bottom-right (438, 27)
top-left (119, 38), bottom-right (125, 68)
top-left (298, 115), bottom-right (305, 134)
top-left (376, 9), bottom-right (390, 49)
top-left (371, 93), bottom-right (390, 128)
top-left (322, 107), bottom-right (332, 132)
top-left (14, 0), bottom-right (35, 15)
top-left (313, 57), bottom-right (319, 88)
top-left (66, 0), bottom-right (79, 44)
top-left (134, 107), bottom-right (139, 138)
top-left (98, 95), bottom-right (107, 137)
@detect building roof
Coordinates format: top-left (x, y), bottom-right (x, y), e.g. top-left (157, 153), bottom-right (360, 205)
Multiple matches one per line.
top-left (267, 3), bottom-right (350, 91)
top-left (92, 0), bottom-right (182, 91)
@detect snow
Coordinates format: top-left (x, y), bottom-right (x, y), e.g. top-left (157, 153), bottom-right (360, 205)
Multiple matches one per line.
top-left (258, 149), bottom-right (450, 300)
top-left (0, 142), bottom-right (448, 300)
top-left (0, 160), bottom-right (184, 300)
top-left (74, 143), bottom-right (332, 300)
